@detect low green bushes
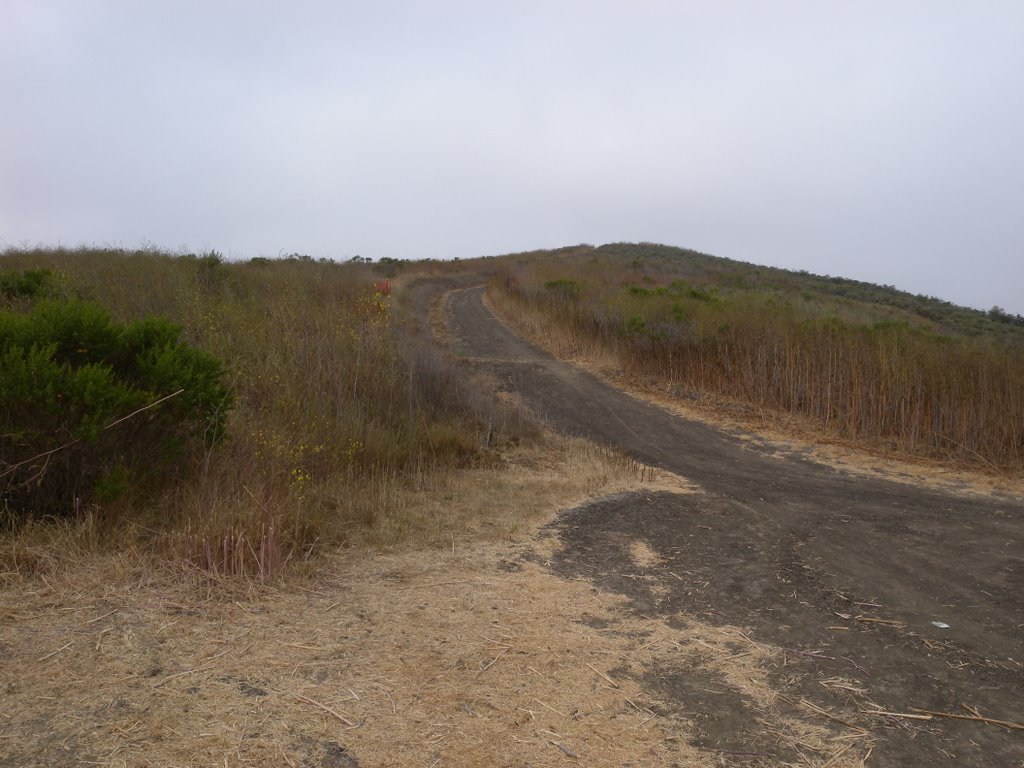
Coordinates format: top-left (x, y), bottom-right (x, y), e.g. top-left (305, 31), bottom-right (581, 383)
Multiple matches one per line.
top-left (1, 300), bottom-right (233, 522)
top-left (0, 268), bottom-right (58, 301)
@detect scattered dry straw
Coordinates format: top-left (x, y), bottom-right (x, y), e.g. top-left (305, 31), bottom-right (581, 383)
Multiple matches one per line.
top-left (1, 441), bottom-right (866, 767)
top-left (0, 542), bottom-right (870, 767)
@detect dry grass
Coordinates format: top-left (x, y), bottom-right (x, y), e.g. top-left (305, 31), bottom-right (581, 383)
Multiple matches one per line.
top-left (488, 255), bottom-right (1024, 474)
top-left (1, 249), bottom-right (535, 578)
top-left (0, 438), bottom-right (870, 768)
top-left (2, 254), bottom-right (875, 766)
top-left (485, 290), bottom-right (1024, 500)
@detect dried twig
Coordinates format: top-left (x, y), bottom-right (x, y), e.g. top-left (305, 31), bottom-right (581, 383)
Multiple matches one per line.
top-left (84, 609), bottom-right (119, 625)
top-left (821, 743), bottom-right (853, 768)
top-left (373, 684), bottom-right (397, 714)
top-left (737, 630), bottom-right (765, 650)
top-left (1, 389), bottom-right (184, 481)
top-left (785, 648), bottom-right (837, 661)
top-left (37, 641), bottom-right (72, 662)
top-left (293, 692), bottom-right (357, 727)
top-left (533, 698), bottom-right (569, 718)
top-left (153, 666), bottom-right (213, 688)
top-left (586, 663), bottom-right (619, 689)
top-left (854, 616), bottom-right (903, 626)
top-left (394, 580), bottom-right (471, 591)
top-left (632, 635), bottom-right (664, 653)
top-left (625, 698), bottom-right (656, 719)
top-left (789, 697), bottom-right (868, 735)
top-left (936, 434), bottom-right (1004, 475)
top-left (910, 707), bottom-right (1024, 731)
top-left (549, 740), bottom-right (578, 758)
top-left (477, 647), bottom-right (509, 676)
top-left (841, 656), bottom-right (871, 676)
top-left (862, 709), bottom-right (933, 721)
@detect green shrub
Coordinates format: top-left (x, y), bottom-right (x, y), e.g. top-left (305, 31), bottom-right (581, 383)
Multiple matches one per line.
top-left (0, 269), bottom-right (55, 300)
top-left (1, 301), bottom-right (233, 521)
top-left (543, 279), bottom-right (581, 299)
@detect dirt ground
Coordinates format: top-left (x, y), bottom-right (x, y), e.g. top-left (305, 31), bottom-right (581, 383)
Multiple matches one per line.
top-left (0, 445), bottom-right (863, 768)
top-left (2, 287), bottom-right (1021, 767)
top-left (449, 286), bottom-right (1024, 767)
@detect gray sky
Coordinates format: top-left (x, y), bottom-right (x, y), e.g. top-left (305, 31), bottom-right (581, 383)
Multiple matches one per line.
top-left (3, 1), bottom-right (1022, 314)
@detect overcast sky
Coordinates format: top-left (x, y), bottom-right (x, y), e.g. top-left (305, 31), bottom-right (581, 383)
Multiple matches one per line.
top-left (2, 2), bottom-right (1022, 313)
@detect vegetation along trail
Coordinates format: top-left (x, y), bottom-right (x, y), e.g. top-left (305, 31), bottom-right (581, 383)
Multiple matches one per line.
top-left (449, 285), bottom-right (1024, 766)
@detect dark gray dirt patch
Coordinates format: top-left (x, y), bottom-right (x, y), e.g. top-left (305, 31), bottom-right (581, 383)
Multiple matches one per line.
top-left (543, 491), bottom-right (1024, 767)
top-left (644, 666), bottom-right (795, 765)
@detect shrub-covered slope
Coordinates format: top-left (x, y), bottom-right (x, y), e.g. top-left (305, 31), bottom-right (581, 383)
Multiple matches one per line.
top-left (489, 242), bottom-right (1023, 471)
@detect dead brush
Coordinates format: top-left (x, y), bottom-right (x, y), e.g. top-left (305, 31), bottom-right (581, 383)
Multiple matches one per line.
top-left (0, 506), bottom-right (132, 581)
top-left (176, 523), bottom-right (284, 580)
top-left (560, 441), bottom-right (660, 487)
top-left (1, 247), bottom-right (540, 581)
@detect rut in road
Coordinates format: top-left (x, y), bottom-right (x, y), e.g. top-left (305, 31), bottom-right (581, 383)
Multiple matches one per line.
top-left (448, 285), bottom-right (1024, 767)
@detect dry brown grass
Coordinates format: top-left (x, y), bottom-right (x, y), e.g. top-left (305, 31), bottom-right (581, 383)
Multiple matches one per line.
top-left (0, 268), bottom-right (878, 767)
top-left (1, 249), bottom-right (535, 579)
top-left (0, 438), bottom-right (871, 768)
top-left (484, 290), bottom-right (1024, 501)
top-left (488, 253), bottom-right (1024, 473)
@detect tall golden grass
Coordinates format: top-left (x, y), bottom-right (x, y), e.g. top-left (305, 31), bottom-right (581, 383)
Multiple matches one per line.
top-left (490, 257), bottom-right (1024, 472)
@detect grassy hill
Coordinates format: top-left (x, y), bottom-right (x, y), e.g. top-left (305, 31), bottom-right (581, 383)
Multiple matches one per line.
top-left (498, 242), bottom-right (1024, 341)
top-left (487, 242), bottom-right (1024, 472)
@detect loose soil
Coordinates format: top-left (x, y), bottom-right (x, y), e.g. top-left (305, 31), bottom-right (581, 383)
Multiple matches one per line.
top-left (449, 286), bottom-right (1024, 767)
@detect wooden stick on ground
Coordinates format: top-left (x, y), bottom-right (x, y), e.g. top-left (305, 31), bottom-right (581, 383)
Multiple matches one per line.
top-left (293, 693), bottom-right (358, 727)
top-left (153, 666), bottom-right (213, 688)
top-left (861, 709), bottom-right (933, 721)
top-left (37, 641), bottom-right (73, 662)
top-left (478, 647), bottom-right (509, 676)
top-left (550, 740), bottom-right (579, 758)
top-left (792, 697), bottom-right (869, 735)
top-left (910, 707), bottom-right (1024, 731)
top-left (854, 616), bottom-right (903, 626)
top-left (586, 663), bottom-right (619, 689)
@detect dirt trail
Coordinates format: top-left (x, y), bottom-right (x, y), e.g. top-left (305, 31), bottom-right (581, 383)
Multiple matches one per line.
top-left (449, 286), bottom-right (1024, 767)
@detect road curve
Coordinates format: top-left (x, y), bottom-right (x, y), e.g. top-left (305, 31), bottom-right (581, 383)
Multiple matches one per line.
top-left (449, 285), bottom-right (1024, 766)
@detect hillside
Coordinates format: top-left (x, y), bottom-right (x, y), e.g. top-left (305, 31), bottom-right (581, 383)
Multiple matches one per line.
top-left (496, 242), bottom-right (1024, 342)
top-left (487, 242), bottom-right (1024, 472)
top-left (3, 240), bottom-right (1021, 572)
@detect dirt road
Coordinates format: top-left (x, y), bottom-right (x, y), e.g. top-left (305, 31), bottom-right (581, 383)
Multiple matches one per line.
top-left (449, 286), bottom-right (1024, 766)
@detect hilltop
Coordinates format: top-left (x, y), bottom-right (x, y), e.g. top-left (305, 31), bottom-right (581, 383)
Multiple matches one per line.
top-left (485, 241), bottom-right (1024, 343)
